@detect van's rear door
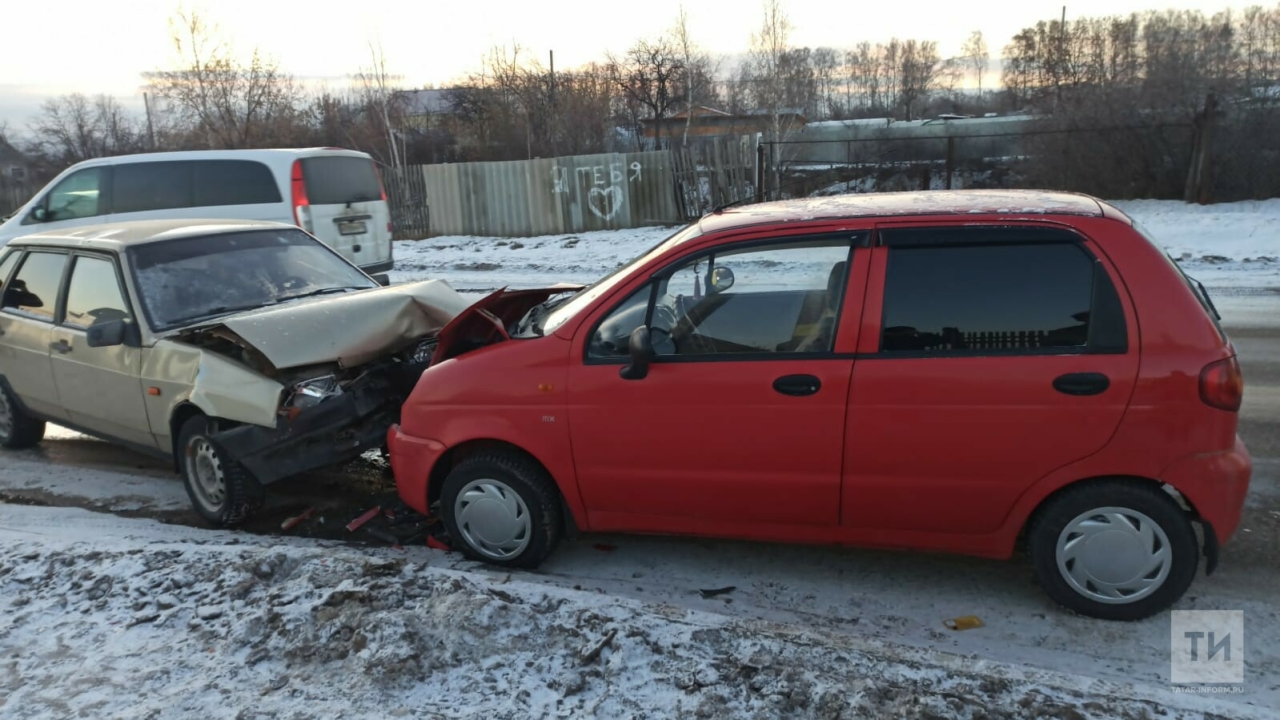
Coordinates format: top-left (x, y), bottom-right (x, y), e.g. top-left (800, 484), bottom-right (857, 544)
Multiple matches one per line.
top-left (298, 154), bottom-right (393, 272)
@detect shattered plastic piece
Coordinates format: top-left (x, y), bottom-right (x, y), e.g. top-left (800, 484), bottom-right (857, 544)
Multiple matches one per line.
top-left (592, 543), bottom-right (617, 552)
top-left (280, 507), bottom-right (316, 531)
top-left (698, 586), bottom-right (736, 599)
top-left (346, 506), bottom-right (381, 532)
top-left (943, 615), bottom-right (985, 631)
top-left (426, 536), bottom-right (451, 551)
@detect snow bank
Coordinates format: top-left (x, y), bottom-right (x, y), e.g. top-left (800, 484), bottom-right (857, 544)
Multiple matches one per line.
top-left (389, 226), bottom-right (678, 292)
top-left (1112, 199), bottom-right (1280, 288)
top-left (0, 505), bottom-right (1258, 720)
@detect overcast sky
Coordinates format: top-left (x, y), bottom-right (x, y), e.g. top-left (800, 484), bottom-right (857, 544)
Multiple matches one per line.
top-left (0, 0), bottom-right (1250, 130)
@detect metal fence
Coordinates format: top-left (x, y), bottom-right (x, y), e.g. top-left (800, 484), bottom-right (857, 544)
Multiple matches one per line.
top-left (415, 150), bottom-right (680, 238)
top-left (382, 166), bottom-right (430, 240)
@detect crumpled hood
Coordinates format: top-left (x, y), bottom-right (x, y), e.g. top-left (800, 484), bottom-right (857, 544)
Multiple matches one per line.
top-left (432, 283), bottom-right (585, 364)
top-left (173, 279), bottom-right (471, 370)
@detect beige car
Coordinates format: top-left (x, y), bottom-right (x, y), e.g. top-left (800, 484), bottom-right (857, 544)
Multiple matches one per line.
top-left (0, 219), bottom-right (467, 524)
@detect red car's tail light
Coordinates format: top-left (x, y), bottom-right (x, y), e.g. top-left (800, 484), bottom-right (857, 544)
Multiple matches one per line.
top-left (1200, 356), bottom-right (1243, 412)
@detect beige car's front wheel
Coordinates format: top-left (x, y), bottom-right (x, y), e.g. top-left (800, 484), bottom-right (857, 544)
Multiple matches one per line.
top-left (178, 416), bottom-right (264, 526)
top-left (0, 382), bottom-right (46, 450)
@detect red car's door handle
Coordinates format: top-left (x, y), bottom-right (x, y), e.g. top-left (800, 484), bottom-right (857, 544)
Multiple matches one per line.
top-left (1052, 372), bottom-right (1110, 396)
top-left (773, 374), bottom-right (821, 397)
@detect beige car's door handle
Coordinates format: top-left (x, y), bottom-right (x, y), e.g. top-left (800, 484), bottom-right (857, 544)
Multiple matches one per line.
top-left (50, 339), bottom-right (72, 354)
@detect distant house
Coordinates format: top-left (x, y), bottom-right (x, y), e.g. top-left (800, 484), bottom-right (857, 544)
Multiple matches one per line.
top-left (0, 136), bottom-right (32, 184)
top-left (398, 88), bottom-right (456, 129)
top-left (640, 106), bottom-right (808, 141)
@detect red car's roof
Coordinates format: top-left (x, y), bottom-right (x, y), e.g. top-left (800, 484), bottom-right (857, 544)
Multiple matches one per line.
top-left (697, 190), bottom-right (1109, 234)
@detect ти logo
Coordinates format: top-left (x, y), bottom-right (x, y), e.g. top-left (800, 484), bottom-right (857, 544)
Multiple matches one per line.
top-left (1170, 610), bottom-right (1244, 685)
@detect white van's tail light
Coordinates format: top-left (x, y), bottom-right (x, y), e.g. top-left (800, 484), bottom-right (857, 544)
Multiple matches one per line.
top-left (1200, 356), bottom-right (1243, 412)
top-left (374, 163), bottom-right (388, 202)
top-left (290, 160), bottom-right (313, 233)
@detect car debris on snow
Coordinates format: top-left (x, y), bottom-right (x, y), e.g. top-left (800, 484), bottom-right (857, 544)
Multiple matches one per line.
top-left (0, 504), bottom-right (1264, 720)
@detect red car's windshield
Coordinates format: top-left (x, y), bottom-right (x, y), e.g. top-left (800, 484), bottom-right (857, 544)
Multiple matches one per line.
top-left (533, 223), bottom-right (704, 337)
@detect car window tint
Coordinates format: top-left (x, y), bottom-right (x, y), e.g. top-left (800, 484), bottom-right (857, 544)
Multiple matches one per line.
top-left (193, 160), bottom-right (282, 206)
top-left (588, 283), bottom-right (652, 359)
top-left (44, 167), bottom-right (106, 221)
top-left (653, 240), bottom-right (852, 356)
top-left (2, 252), bottom-right (67, 320)
top-left (0, 251), bottom-right (18, 288)
top-left (300, 156), bottom-right (383, 204)
top-left (64, 256), bottom-right (130, 329)
top-left (881, 243), bottom-right (1094, 353)
top-left (113, 162), bottom-right (194, 214)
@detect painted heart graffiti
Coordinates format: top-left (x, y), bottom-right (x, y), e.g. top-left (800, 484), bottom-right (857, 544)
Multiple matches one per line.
top-left (587, 186), bottom-right (625, 221)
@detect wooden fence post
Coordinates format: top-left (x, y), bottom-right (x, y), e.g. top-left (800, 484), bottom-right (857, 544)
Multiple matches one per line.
top-left (945, 136), bottom-right (955, 190)
top-left (1184, 93), bottom-right (1219, 205)
top-left (755, 143), bottom-right (765, 204)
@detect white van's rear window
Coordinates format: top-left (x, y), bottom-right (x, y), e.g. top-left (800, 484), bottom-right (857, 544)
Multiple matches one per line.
top-left (301, 157), bottom-right (382, 205)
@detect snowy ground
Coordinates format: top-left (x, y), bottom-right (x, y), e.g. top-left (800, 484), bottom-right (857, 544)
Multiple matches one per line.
top-left (389, 198), bottom-right (1280, 294)
top-left (0, 504), bottom-right (1266, 720)
top-left (3, 197), bottom-right (1280, 719)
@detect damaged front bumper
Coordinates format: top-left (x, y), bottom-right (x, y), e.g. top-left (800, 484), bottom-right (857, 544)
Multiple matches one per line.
top-left (210, 382), bottom-right (397, 485)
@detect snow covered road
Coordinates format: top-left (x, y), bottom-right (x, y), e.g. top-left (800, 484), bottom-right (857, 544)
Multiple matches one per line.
top-left (0, 503), bottom-right (1266, 720)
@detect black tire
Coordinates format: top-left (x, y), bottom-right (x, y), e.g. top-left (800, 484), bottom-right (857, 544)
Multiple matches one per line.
top-left (440, 451), bottom-right (563, 569)
top-left (177, 415), bottom-right (265, 527)
top-left (0, 382), bottom-right (45, 450)
top-left (1028, 480), bottom-right (1199, 621)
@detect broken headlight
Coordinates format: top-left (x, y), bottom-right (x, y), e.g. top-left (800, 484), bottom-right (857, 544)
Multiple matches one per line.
top-left (408, 338), bottom-right (438, 365)
top-left (286, 375), bottom-right (342, 412)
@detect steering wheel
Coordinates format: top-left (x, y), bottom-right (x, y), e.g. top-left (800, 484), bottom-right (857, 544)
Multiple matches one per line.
top-left (650, 304), bottom-right (678, 355)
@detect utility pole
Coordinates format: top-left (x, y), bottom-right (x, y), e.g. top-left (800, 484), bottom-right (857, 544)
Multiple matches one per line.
top-left (549, 50), bottom-right (557, 157)
top-left (143, 92), bottom-right (157, 151)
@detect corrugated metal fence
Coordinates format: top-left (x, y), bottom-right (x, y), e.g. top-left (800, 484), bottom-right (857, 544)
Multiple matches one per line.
top-left (418, 150), bottom-right (680, 237)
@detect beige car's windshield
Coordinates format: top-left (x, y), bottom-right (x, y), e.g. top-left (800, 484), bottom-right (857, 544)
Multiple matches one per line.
top-left (129, 229), bottom-right (377, 331)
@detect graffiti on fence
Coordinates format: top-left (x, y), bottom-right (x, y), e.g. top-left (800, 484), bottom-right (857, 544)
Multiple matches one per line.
top-left (551, 161), bottom-right (645, 221)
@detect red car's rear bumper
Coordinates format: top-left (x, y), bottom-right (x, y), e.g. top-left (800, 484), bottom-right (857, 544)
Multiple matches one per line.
top-left (387, 424), bottom-right (447, 515)
top-left (1165, 435), bottom-right (1252, 544)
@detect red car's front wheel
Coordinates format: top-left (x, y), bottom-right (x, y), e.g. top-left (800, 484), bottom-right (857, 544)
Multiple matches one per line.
top-left (440, 451), bottom-right (563, 568)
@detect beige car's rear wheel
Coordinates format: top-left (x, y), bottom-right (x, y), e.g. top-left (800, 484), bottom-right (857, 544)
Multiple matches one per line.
top-left (178, 415), bottom-right (264, 526)
top-left (0, 382), bottom-right (46, 450)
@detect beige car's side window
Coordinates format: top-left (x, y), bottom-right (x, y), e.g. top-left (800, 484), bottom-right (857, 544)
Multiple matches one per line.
top-left (0, 252), bottom-right (18, 288)
top-left (63, 256), bottom-right (131, 329)
top-left (2, 252), bottom-right (67, 321)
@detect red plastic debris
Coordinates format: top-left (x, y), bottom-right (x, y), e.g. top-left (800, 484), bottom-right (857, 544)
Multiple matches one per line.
top-left (346, 506), bottom-right (381, 532)
top-left (593, 543), bottom-right (617, 552)
top-left (426, 536), bottom-right (451, 551)
top-left (280, 507), bottom-right (316, 531)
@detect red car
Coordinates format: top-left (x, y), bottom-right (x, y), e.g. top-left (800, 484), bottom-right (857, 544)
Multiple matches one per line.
top-left (388, 190), bottom-right (1250, 620)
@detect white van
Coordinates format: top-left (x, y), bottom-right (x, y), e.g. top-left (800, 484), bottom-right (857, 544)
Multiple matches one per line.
top-left (0, 148), bottom-right (395, 276)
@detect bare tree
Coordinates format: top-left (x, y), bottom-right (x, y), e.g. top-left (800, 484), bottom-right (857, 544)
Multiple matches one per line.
top-left (749, 0), bottom-right (794, 193)
top-left (30, 94), bottom-right (142, 164)
top-left (672, 4), bottom-right (716, 146)
top-left (355, 42), bottom-right (406, 169)
top-left (897, 40), bottom-right (942, 120)
top-left (962, 31), bottom-right (990, 98)
top-left (146, 8), bottom-right (306, 149)
top-left (608, 36), bottom-right (685, 150)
